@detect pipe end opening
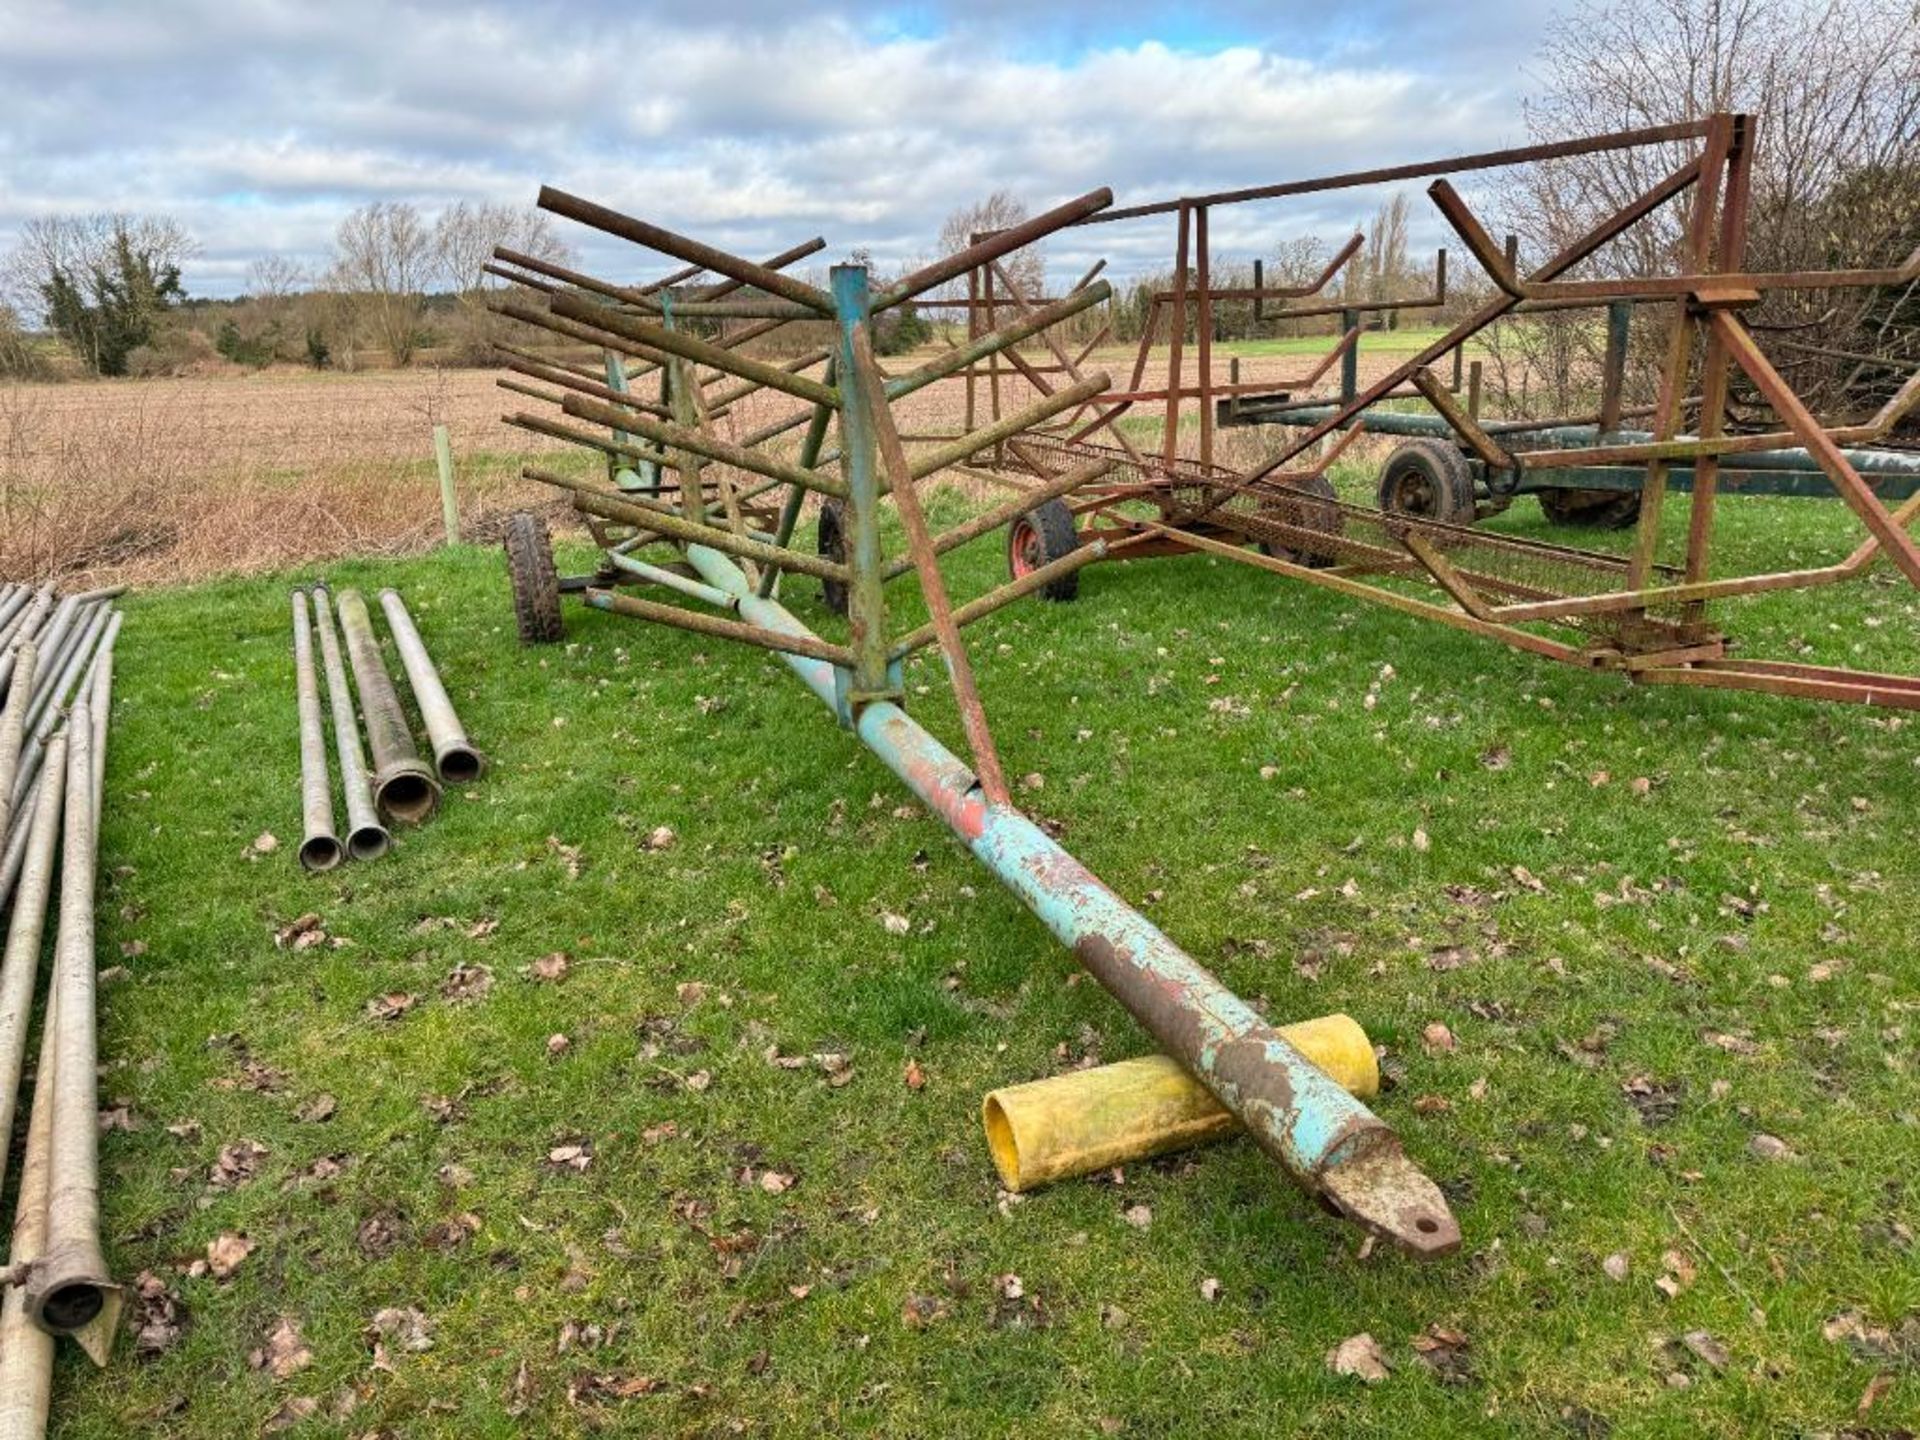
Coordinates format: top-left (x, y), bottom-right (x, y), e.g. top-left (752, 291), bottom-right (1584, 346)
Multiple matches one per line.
top-left (41, 1282), bottom-right (105, 1332)
top-left (376, 771), bottom-right (440, 825)
top-left (437, 746), bottom-right (486, 785)
top-left (981, 1095), bottom-right (1024, 1193)
top-left (298, 835), bottom-right (345, 873)
top-left (347, 825), bottom-right (392, 862)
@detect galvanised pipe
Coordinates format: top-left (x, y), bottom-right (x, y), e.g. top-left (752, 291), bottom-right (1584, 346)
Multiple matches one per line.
top-left (88, 617), bottom-right (118, 829)
top-left (334, 588), bottom-right (439, 825)
top-left (0, 971), bottom-right (60, 1433)
top-left (0, 642), bottom-right (37, 844)
top-left (0, 588), bottom-right (29, 651)
top-left (290, 594), bottom-right (343, 872)
top-left (21, 605), bottom-right (104, 746)
top-left (310, 587), bottom-right (390, 861)
top-left (671, 543), bottom-right (1459, 1256)
top-left (375, 590), bottom-right (485, 785)
top-left (603, 551), bottom-right (738, 610)
top-left (0, 734), bottom-right (65, 1202)
top-left (22, 700), bottom-right (117, 1336)
top-left (6, 605), bottom-right (107, 823)
top-left (14, 603), bottom-right (88, 732)
top-left (0, 590), bottom-right (55, 699)
top-left (0, 612), bottom-right (114, 912)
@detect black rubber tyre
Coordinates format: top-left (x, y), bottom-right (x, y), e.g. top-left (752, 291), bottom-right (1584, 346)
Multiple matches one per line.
top-left (1377, 441), bottom-right (1477, 527)
top-left (1539, 486), bottom-right (1643, 529)
top-left (1255, 474), bottom-right (1343, 567)
top-left (818, 499), bottom-right (849, 616)
top-left (503, 511), bottom-right (564, 644)
top-left (1005, 497), bottom-right (1082, 602)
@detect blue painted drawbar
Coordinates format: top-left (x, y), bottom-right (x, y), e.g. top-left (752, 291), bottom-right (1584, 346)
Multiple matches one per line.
top-left (679, 542), bottom-right (1460, 1256)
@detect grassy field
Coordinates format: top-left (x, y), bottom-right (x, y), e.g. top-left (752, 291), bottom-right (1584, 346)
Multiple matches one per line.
top-left (1221, 326), bottom-right (1471, 359)
top-left (45, 480), bottom-right (1920, 1437)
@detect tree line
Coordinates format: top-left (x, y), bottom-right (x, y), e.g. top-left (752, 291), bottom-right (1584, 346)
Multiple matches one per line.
top-left (0, 200), bottom-right (571, 380)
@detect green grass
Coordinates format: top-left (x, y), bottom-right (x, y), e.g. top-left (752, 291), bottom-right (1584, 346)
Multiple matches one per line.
top-left (47, 485), bottom-right (1920, 1436)
top-left (1222, 326), bottom-right (1469, 359)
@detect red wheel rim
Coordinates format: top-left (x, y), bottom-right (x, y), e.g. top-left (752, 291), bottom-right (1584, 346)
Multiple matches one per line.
top-left (1009, 519), bottom-right (1041, 578)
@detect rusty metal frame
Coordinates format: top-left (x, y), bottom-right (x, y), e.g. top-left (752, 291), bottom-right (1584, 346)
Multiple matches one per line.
top-left (485, 192), bottom-right (1460, 1257)
top-left (965, 113), bottom-right (1920, 712)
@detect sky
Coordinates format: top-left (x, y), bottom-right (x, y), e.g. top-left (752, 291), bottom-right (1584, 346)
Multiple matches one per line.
top-left (0, 0), bottom-right (1559, 302)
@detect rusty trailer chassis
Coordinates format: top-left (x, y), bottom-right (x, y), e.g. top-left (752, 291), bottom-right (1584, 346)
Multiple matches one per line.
top-left (963, 113), bottom-right (1920, 709)
top-left (487, 187), bottom-right (1463, 1257)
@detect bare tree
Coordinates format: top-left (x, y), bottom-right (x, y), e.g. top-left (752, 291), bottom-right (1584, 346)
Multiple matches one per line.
top-left (938, 192), bottom-right (1045, 309)
top-left (331, 201), bottom-right (433, 366)
top-left (431, 202), bottom-right (573, 362)
top-left (1500, 0), bottom-right (1920, 417)
top-left (1356, 193), bottom-right (1419, 328)
top-left (245, 254), bottom-right (307, 300)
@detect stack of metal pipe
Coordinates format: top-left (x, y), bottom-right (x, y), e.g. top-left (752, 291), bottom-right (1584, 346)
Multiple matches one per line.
top-left (0, 584), bottom-right (126, 1432)
top-left (289, 583), bottom-right (484, 871)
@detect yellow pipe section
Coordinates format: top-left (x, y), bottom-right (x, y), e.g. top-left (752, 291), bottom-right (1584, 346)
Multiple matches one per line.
top-left (982, 1013), bottom-right (1377, 1193)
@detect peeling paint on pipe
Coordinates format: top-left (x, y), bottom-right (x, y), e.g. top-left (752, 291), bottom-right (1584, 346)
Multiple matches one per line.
top-left (668, 544), bottom-right (1459, 1256)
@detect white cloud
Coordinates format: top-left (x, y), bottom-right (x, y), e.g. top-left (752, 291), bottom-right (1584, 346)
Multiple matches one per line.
top-left (0, 1), bottom-right (1549, 297)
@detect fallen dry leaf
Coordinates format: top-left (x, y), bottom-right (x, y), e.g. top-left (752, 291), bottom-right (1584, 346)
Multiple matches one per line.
top-left (1860, 1373), bottom-right (1896, 1414)
top-left (1511, 865), bottom-right (1547, 894)
top-left (210, 1139), bottom-right (269, 1190)
top-left (263, 1397), bottom-right (320, 1432)
top-left (206, 1232), bottom-right (255, 1280)
top-left (369, 1305), bottom-right (435, 1355)
top-left (295, 1093), bottom-right (337, 1123)
top-left (529, 952), bottom-right (569, 982)
top-left (273, 912), bottom-right (324, 949)
top-left (131, 1270), bottom-right (185, 1357)
top-left (1410, 1324), bottom-right (1472, 1384)
top-left (759, 1170), bottom-right (795, 1195)
top-left (366, 992), bottom-right (416, 1021)
top-left (1422, 1022), bottom-right (1456, 1054)
top-left (1122, 1204), bottom-right (1153, 1231)
top-left (902, 1294), bottom-right (950, 1329)
top-left (1327, 1331), bottom-right (1391, 1383)
top-left (251, 1317), bottom-right (313, 1380)
top-left (441, 963), bottom-right (494, 1002)
top-left (1602, 1251), bottom-right (1630, 1282)
top-left (1748, 1133), bottom-right (1796, 1162)
top-left (1681, 1330), bottom-right (1730, 1371)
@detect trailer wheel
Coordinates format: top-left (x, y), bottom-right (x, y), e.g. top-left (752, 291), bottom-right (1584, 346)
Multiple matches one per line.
top-left (1378, 441), bottom-right (1477, 527)
top-left (1255, 474), bottom-right (1343, 567)
top-left (1006, 498), bottom-right (1082, 602)
top-left (1539, 487), bottom-right (1643, 529)
top-left (503, 511), bottom-right (564, 644)
top-left (818, 499), bottom-right (849, 616)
